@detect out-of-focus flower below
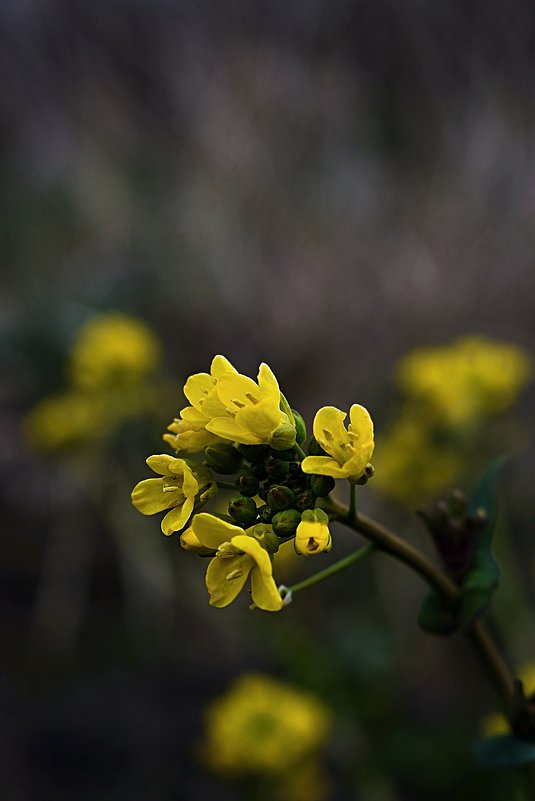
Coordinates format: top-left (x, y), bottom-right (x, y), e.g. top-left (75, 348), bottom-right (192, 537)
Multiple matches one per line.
top-left (199, 673), bottom-right (331, 787)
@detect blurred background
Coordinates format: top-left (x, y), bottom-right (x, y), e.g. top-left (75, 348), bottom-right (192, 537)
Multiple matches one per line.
top-left (2, 1), bottom-right (535, 799)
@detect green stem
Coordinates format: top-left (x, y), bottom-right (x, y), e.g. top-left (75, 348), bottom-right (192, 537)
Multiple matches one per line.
top-left (324, 497), bottom-right (516, 714)
top-left (295, 443), bottom-right (307, 461)
top-left (348, 482), bottom-right (357, 526)
top-left (285, 544), bottom-right (376, 597)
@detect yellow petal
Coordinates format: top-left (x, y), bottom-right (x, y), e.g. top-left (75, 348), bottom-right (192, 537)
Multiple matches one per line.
top-left (183, 373), bottom-right (215, 411)
top-left (161, 497), bottom-right (194, 536)
top-left (235, 399), bottom-right (281, 442)
top-left (192, 513), bottom-right (245, 550)
top-left (180, 406), bottom-right (209, 423)
top-left (250, 565), bottom-right (283, 611)
top-left (180, 527), bottom-right (214, 554)
top-left (230, 535), bottom-right (274, 575)
top-left (205, 553), bottom-right (253, 607)
top-left (146, 453), bottom-right (176, 476)
top-left (131, 478), bottom-right (176, 514)
top-left (206, 416), bottom-right (261, 444)
top-left (312, 406), bottom-right (349, 460)
top-left (216, 372), bottom-right (264, 409)
top-left (210, 355), bottom-right (238, 379)
top-left (300, 456), bottom-right (349, 479)
top-left (349, 404), bottom-right (374, 449)
top-left (257, 363), bottom-right (280, 402)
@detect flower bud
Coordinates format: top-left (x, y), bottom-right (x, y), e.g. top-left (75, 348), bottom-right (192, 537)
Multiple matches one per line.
top-left (198, 481), bottom-right (219, 505)
top-left (250, 524), bottom-right (280, 553)
top-left (258, 504), bottom-right (274, 523)
top-left (204, 443), bottom-right (243, 474)
top-left (310, 474), bottom-right (336, 497)
top-left (228, 495), bottom-right (258, 526)
top-left (265, 457), bottom-right (290, 482)
top-left (268, 446), bottom-right (296, 462)
top-left (270, 421), bottom-right (297, 451)
top-left (267, 485), bottom-right (295, 512)
top-left (250, 462), bottom-right (267, 480)
top-left (354, 463), bottom-right (375, 485)
top-left (292, 409), bottom-right (307, 446)
top-left (295, 489), bottom-right (316, 512)
top-left (236, 474), bottom-right (260, 497)
top-left (295, 509), bottom-right (332, 556)
top-left (272, 509), bottom-right (301, 538)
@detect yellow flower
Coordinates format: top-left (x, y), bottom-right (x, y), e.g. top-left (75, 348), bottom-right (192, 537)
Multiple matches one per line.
top-left (69, 312), bottom-right (161, 391)
top-left (397, 336), bottom-right (531, 426)
top-left (23, 391), bottom-right (108, 452)
top-left (189, 513), bottom-right (283, 611)
top-left (163, 355), bottom-right (237, 453)
top-left (131, 455), bottom-right (212, 536)
top-left (205, 362), bottom-right (296, 450)
top-left (295, 509), bottom-right (332, 556)
top-left (302, 404), bottom-right (374, 482)
top-left (199, 673), bottom-right (332, 776)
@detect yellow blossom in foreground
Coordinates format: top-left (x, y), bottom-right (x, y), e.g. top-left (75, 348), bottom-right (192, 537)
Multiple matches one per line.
top-left (189, 513), bottom-right (282, 611)
top-left (131, 455), bottom-right (212, 536)
top-left (69, 312), bottom-right (161, 390)
top-left (205, 362), bottom-right (296, 450)
top-left (302, 404), bottom-right (374, 482)
top-left (199, 673), bottom-right (332, 776)
top-left (295, 509), bottom-right (332, 556)
top-left (397, 336), bottom-right (531, 426)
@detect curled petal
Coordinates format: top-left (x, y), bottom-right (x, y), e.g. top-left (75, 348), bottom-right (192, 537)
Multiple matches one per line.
top-left (192, 513), bottom-right (245, 550)
top-left (205, 553), bottom-right (253, 607)
top-left (131, 478), bottom-right (177, 514)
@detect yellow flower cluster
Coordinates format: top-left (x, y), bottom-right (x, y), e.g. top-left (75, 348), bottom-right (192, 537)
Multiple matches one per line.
top-left (199, 673), bottom-right (332, 777)
top-left (132, 354), bottom-right (376, 612)
top-left (164, 355), bottom-right (296, 453)
top-left (374, 336), bottom-right (531, 506)
top-left (25, 312), bottom-right (162, 452)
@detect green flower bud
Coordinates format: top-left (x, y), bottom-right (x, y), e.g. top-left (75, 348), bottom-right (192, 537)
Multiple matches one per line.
top-left (258, 505), bottom-right (274, 523)
top-left (292, 409), bottom-right (307, 446)
top-left (295, 490), bottom-right (316, 512)
top-left (267, 485), bottom-right (295, 512)
top-left (265, 457), bottom-right (290, 482)
top-left (236, 474), bottom-right (260, 497)
top-left (250, 462), bottom-right (267, 480)
top-left (310, 474), bottom-right (336, 497)
top-left (237, 444), bottom-right (270, 464)
top-left (270, 421), bottom-right (297, 451)
top-left (204, 444), bottom-right (243, 474)
top-left (250, 524), bottom-right (280, 553)
top-left (307, 436), bottom-right (328, 456)
top-left (272, 509), bottom-right (301, 538)
top-left (228, 495), bottom-right (258, 526)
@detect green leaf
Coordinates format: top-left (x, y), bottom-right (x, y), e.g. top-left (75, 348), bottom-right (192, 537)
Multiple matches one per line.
top-left (474, 734), bottom-right (535, 768)
top-left (459, 457), bottom-right (505, 628)
top-left (418, 587), bottom-right (458, 635)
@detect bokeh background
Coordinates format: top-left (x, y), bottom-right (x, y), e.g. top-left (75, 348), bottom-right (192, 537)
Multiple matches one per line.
top-left (2, 2), bottom-right (535, 799)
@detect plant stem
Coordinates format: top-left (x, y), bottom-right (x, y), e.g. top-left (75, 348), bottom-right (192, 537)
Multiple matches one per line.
top-left (348, 482), bottom-right (357, 525)
top-left (325, 497), bottom-right (516, 714)
top-left (286, 544), bottom-right (376, 596)
top-left (295, 443), bottom-right (307, 461)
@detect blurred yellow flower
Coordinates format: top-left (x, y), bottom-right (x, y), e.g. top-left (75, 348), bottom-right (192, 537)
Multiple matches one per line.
top-left (23, 392), bottom-right (108, 452)
top-left (189, 513), bottom-right (282, 611)
top-left (69, 312), bottom-right (161, 390)
top-left (372, 411), bottom-right (462, 506)
top-left (200, 673), bottom-right (332, 777)
top-left (397, 336), bottom-right (531, 426)
top-left (302, 404), bottom-right (374, 482)
top-left (131, 455), bottom-right (212, 536)
top-left (295, 509), bottom-right (332, 556)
